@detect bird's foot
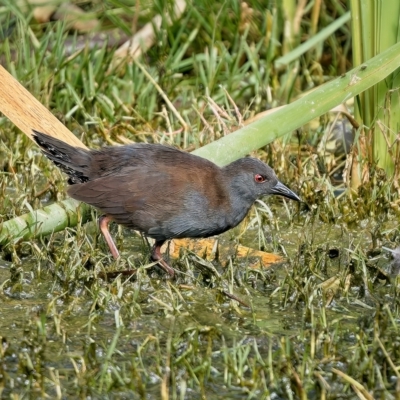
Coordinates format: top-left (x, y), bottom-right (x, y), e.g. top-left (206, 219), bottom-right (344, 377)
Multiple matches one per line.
top-left (151, 240), bottom-right (175, 278)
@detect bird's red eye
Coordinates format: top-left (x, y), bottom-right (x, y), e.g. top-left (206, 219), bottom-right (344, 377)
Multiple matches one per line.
top-left (254, 174), bottom-right (265, 183)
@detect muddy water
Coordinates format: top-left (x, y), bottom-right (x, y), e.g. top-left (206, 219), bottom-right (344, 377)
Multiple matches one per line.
top-left (0, 205), bottom-right (397, 397)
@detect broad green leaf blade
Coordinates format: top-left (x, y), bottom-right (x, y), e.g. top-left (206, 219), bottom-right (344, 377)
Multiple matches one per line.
top-left (194, 41), bottom-right (400, 166)
top-left (0, 200), bottom-right (91, 246)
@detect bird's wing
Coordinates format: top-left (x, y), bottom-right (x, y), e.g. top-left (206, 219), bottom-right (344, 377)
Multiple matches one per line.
top-left (67, 163), bottom-right (231, 240)
top-left (69, 165), bottom-right (167, 206)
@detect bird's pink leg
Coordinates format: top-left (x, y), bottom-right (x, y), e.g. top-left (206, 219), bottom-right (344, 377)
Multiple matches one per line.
top-left (97, 215), bottom-right (137, 280)
top-left (151, 240), bottom-right (175, 277)
top-left (99, 215), bottom-right (120, 259)
top-left (98, 218), bottom-right (173, 279)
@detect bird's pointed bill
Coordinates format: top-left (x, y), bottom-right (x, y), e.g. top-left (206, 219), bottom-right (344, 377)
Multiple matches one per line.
top-left (270, 181), bottom-right (301, 202)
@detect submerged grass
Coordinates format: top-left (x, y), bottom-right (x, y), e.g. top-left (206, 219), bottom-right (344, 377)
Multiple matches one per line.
top-left (1, 1), bottom-right (400, 398)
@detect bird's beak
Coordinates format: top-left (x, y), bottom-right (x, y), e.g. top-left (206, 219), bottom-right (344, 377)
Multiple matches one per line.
top-left (270, 181), bottom-right (301, 202)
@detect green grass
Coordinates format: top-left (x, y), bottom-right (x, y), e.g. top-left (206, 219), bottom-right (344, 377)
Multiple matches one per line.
top-left (1, 0), bottom-right (400, 398)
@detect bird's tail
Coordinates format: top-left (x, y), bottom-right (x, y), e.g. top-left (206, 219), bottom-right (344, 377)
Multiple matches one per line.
top-left (32, 130), bottom-right (91, 184)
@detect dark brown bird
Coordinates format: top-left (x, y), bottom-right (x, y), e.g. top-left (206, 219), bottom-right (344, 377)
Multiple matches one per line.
top-left (33, 130), bottom-right (300, 277)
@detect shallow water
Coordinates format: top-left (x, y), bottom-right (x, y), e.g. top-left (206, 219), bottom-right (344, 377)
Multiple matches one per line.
top-left (0, 202), bottom-right (398, 398)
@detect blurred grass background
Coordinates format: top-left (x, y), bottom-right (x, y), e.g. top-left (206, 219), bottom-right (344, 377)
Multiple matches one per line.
top-left (1, 1), bottom-right (400, 399)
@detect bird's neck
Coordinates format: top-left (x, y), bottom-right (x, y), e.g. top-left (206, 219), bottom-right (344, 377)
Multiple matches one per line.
top-left (225, 180), bottom-right (256, 228)
top-left (221, 161), bottom-right (259, 226)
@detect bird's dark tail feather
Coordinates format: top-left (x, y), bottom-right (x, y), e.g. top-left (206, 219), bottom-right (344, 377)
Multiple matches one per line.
top-left (32, 130), bottom-right (91, 184)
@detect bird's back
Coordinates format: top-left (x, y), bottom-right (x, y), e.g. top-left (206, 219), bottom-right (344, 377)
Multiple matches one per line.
top-left (34, 130), bottom-right (212, 182)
